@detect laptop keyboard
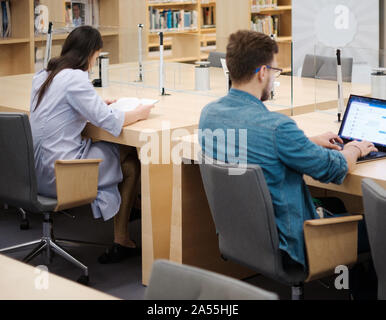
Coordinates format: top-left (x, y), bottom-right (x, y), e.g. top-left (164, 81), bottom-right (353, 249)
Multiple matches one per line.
top-left (358, 151), bottom-right (386, 162)
top-left (333, 142), bottom-right (386, 162)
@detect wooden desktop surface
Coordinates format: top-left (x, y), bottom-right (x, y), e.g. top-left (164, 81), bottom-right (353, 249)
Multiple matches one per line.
top-left (0, 254), bottom-right (118, 300)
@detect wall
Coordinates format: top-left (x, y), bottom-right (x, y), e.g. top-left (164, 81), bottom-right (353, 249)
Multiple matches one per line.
top-left (292, 0), bottom-right (380, 82)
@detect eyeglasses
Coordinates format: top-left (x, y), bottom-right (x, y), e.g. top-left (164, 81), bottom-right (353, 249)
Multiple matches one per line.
top-left (255, 65), bottom-right (283, 78)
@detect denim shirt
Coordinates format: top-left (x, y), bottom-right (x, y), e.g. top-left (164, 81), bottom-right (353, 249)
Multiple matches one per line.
top-left (198, 88), bottom-right (348, 267)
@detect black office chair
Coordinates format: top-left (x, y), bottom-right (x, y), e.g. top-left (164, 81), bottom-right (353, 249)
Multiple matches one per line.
top-left (301, 54), bottom-right (353, 82)
top-left (145, 260), bottom-right (278, 300)
top-left (0, 113), bottom-right (103, 284)
top-left (199, 152), bottom-right (362, 299)
top-left (362, 179), bottom-right (386, 300)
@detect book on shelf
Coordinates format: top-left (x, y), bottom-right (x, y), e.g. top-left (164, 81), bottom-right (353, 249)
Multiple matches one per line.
top-left (91, 0), bottom-right (99, 27)
top-left (251, 14), bottom-right (279, 38)
top-left (149, 7), bottom-right (198, 32)
top-left (251, 0), bottom-right (278, 12)
top-left (201, 6), bottom-right (215, 28)
top-left (0, 0), bottom-right (11, 38)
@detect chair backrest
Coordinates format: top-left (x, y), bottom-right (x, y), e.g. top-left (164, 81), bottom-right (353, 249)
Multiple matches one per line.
top-left (198, 153), bottom-right (286, 280)
top-left (362, 179), bottom-right (386, 300)
top-left (0, 113), bottom-right (39, 212)
top-left (208, 51), bottom-right (226, 68)
top-left (145, 260), bottom-right (278, 300)
top-left (301, 54), bottom-right (353, 82)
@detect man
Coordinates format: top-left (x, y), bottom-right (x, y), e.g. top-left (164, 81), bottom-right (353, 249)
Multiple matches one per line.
top-left (199, 30), bottom-right (377, 270)
top-left (72, 4), bottom-right (83, 27)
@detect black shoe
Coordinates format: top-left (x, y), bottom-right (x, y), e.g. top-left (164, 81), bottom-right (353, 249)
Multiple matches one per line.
top-left (98, 243), bottom-right (140, 264)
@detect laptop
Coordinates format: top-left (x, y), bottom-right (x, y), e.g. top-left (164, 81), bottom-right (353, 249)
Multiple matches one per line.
top-left (338, 95), bottom-right (386, 163)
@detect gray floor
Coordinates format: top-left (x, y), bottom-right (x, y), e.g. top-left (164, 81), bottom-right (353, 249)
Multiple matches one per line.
top-left (0, 205), bottom-right (349, 300)
top-left (0, 205), bottom-right (146, 300)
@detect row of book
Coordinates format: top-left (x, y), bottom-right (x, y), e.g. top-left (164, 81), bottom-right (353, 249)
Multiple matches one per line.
top-left (0, 0), bottom-right (11, 38)
top-left (202, 6), bottom-right (215, 27)
top-left (251, 0), bottom-right (278, 11)
top-left (251, 15), bottom-right (279, 37)
top-left (149, 8), bottom-right (198, 32)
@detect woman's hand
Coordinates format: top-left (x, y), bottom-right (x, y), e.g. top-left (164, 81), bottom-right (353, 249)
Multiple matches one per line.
top-left (310, 132), bottom-right (344, 151)
top-left (104, 98), bottom-right (117, 105)
top-left (135, 104), bottom-right (154, 121)
top-left (123, 104), bottom-right (155, 126)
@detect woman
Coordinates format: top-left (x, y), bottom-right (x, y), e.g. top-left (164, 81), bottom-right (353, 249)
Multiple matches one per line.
top-left (30, 26), bottom-right (153, 263)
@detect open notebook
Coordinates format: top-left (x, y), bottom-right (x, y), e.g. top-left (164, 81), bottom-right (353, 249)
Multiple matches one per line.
top-left (109, 98), bottom-right (159, 112)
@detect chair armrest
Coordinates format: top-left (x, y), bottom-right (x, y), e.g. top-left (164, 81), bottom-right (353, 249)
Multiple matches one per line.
top-left (304, 215), bottom-right (363, 227)
top-left (54, 159), bottom-right (102, 212)
top-left (304, 215), bottom-right (363, 282)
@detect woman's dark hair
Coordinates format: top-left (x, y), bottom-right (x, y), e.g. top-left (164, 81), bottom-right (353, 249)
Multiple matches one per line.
top-left (34, 26), bottom-right (103, 110)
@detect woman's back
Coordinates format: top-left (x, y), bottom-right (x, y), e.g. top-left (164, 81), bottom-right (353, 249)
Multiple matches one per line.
top-left (31, 69), bottom-right (90, 159)
top-left (30, 68), bottom-right (124, 198)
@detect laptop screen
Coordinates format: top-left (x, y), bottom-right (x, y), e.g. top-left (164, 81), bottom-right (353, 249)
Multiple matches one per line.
top-left (339, 95), bottom-right (386, 150)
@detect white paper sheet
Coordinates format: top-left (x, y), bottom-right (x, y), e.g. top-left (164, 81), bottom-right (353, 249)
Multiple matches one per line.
top-left (110, 97), bottom-right (158, 112)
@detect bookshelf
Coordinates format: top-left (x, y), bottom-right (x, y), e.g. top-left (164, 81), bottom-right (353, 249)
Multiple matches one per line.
top-left (0, 0), bottom-right (34, 76)
top-left (217, 0), bottom-right (292, 73)
top-left (0, 0), bottom-right (146, 77)
top-left (146, 0), bottom-right (216, 62)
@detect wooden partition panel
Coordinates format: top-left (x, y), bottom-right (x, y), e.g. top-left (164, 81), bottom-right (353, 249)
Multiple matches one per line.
top-left (216, 0), bottom-right (250, 52)
top-left (142, 163), bottom-right (174, 285)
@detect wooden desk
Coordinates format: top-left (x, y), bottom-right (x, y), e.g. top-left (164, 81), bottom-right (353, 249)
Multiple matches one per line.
top-left (0, 254), bottom-right (118, 300)
top-left (293, 111), bottom-right (386, 196)
top-left (170, 111), bottom-right (386, 274)
top-left (0, 66), bottom-right (371, 285)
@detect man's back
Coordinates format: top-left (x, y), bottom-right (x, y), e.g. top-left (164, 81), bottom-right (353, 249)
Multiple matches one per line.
top-left (199, 88), bottom-right (348, 267)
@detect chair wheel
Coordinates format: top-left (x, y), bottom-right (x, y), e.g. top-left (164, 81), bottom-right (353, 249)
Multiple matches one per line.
top-left (20, 219), bottom-right (30, 230)
top-left (77, 275), bottom-right (89, 285)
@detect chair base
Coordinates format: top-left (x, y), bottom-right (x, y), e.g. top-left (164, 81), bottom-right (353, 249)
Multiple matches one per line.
top-left (18, 208), bottom-right (30, 230)
top-left (2, 205), bottom-right (30, 230)
top-left (291, 284), bottom-right (304, 300)
top-left (0, 212), bottom-right (107, 283)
